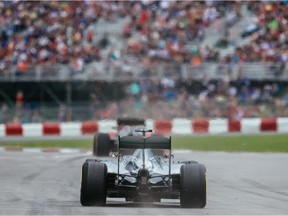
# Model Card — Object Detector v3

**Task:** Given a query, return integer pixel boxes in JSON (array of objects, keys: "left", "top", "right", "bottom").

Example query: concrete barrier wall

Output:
[{"left": 0, "top": 118, "right": 287, "bottom": 138}]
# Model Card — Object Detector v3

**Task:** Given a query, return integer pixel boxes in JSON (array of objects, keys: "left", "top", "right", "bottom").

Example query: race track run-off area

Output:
[{"left": 0, "top": 150, "right": 287, "bottom": 215}]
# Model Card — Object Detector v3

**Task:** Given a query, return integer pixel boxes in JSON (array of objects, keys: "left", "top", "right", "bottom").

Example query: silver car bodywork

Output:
[
  {"left": 82, "top": 129, "right": 207, "bottom": 207},
  {"left": 95, "top": 134, "right": 188, "bottom": 201}
]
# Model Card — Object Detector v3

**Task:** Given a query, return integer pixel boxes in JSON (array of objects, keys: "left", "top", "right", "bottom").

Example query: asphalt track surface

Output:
[{"left": 0, "top": 150, "right": 287, "bottom": 215}]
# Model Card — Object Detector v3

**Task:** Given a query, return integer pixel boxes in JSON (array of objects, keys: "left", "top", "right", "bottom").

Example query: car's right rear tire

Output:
[
  {"left": 180, "top": 163, "right": 207, "bottom": 208},
  {"left": 80, "top": 161, "right": 107, "bottom": 206},
  {"left": 93, "top": 133, "right": 111, "bottom": 156}
]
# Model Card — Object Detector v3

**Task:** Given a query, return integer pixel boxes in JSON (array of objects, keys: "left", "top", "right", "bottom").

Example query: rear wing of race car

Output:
[{"left": 118, "top": 135, "right": 171, "bottom": 150}]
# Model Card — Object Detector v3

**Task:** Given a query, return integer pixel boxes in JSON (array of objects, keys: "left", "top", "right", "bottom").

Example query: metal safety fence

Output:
[
  {"left": 1, "top": 100, "right": 287, "bottom": 124},
  {"left": 0, "top": 61, "right": 287, "bottom": 82}
]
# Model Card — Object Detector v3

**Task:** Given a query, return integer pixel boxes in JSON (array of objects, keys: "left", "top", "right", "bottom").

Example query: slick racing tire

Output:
[
  {"left": 93, "top": 133, "right": 111, "bottom": 156},
  {"left": 180, "top": 163, "right": 207, "bottom": 208},
  {"left": 80, "top": 161, "right": 107, "bottom": 206}
]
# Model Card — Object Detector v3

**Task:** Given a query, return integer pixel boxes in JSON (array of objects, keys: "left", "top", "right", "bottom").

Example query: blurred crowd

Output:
[
  {"left": 0, "top": 1, "right": 288, "bottom": 123},
  {"left": 224, "top": 1, "right": 288, "bottom": 66},
  {"left": 0, "top": 1, "right": 126, "bottom": 73},
  {"left": 1, "top": 1, "right": 287, "bottom": 71},
  {"left": 121, "top": 1, "right": 241, "bottom": 65},
  {"left": 0, "top": 1, "right": 235, "bottom": 72}
]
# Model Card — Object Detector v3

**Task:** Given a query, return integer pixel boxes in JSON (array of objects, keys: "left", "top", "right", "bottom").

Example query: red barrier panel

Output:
[
  {"left": 43, "top": 123, "right": 60, "bottom": 135},
  {"left": 5, "top": 124, "right": 22, "bottom": 136},
  {"left": 228, "top": 120, "right": 241, "bottom": 132},
  {"left": 260, "top": 118, "right": 277, "bottom": 132},
  {"left": 81, "top": 121, "right": 98, "bottom": 134},
  {"left": 154, "top": 120, "right": 172, "bottom": 135},
  {"left": 192, "top": 119, "right": 209, "bottom": 133}
]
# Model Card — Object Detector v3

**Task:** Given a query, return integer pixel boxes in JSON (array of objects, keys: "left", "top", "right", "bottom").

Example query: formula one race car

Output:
[
  {"left": 93, "top": 118, "right": 146, "bottom": 156},
  {"left": 81, "top": 129, "right": 207, "bottom": 208}
]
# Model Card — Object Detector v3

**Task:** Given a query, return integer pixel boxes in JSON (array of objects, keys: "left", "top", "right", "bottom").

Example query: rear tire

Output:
[
  {"left": 80, "top": 161, "right": 107, "bottom": 206},
  {"left": 93, "top": 133, "right": 111, "bottom": 156},
  {"left": 180, "top": 163, "right": 206, "bottom": 208}
]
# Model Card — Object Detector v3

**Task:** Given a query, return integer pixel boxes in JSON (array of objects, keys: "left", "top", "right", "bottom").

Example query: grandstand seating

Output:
[{"left": 0, "top": 1, "right": 287, "bottom": 123}]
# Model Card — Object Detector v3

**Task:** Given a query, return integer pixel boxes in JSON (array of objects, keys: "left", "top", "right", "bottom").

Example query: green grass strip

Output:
[
  {"left": 0, "top": 134, "right": 288, "bottom": 152},
  {"left": 171, "top": 135, "right": 288, "bottom": 152},
  {"left": 0, "top": 140, "right": 92, "bottom": 149}
]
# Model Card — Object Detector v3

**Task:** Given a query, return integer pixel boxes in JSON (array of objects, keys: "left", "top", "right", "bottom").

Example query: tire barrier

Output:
[{"left": 0, "top": 118, "right": 288, "bottom": 138}]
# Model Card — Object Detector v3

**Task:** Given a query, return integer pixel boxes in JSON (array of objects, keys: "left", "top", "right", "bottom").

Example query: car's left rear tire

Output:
[
  {"left": 93, "top": 133, "right": 111, "bottom": 156},
  {"left": 180, "top": 163, "right": 207, "bottom": 208},
  {"left": 80, "top": 161, "right": 107, "bottom": 206}
]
